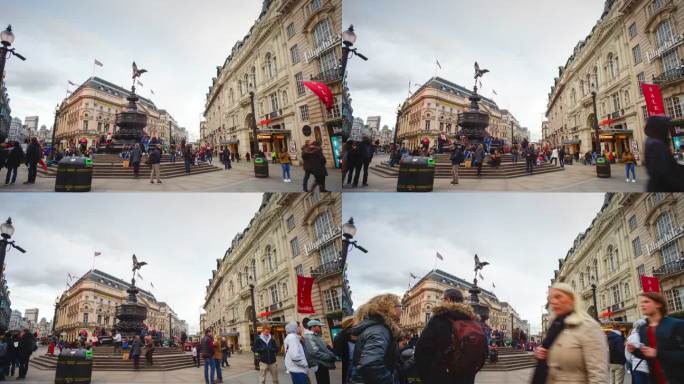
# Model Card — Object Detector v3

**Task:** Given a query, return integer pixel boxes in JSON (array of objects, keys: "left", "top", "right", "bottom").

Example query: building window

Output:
[
  {"left": 97, "top": 315, "right": 102, "bottom": 324},
  {"left": 323, "top": 288, "right": 342, "bottom": 312},
  {"left": 655, "top": 212, "right": 674, "bottom": 240},
  {"left": 270, "top": 93, "right": 279, "bottom": 113},
  {"left": 300, "top": 105, "right": 309, "bottom": 121},
  {"left": 662, "top": 242, "right": 680, "bottom": 265},
  {"left": 629, "top": 215, "right": 638, "bottom": 231},
  {"left": 312, "top": 19, "right": 332, "bottom": 49},
  {"left": 310, "top": 0, "right": 321, "bottom": 11},
  {"left": 295, "top": 73, "right": 305, "bottom": 96},
  {"left": 662, "top": 50, "right": 680, "bottom": 72},
  {"left": 637, "top": 73, "right": 645, "bottom": 96},
  {"left": 612, "top": 93, "right": 621, "bottom": 113},
  {"left": 290, "top": 45, "right": 300, "bottom": 65},
  {"left": 319, "top": 50, "right": 337, "bottom": 72},
  {"left": 612, "top": 285, "right": 621, "bottom": 305},
  {"left": 295, "top": 264, "right": 303, "bottom": 276},
  {"left": 286, "top": 215, "right": 295, "bottom": 231},
  {"left": 319, "top": 243, "right": 338, "bottom": 265},
  {"left": 314, "top": 211, "right": 333, "bottom": 239},
  {"left": 286, "top": 23, "right": 296, "bottom": 39},
  {"left": 655, "top": 20, "right": 675, "bottom": 49},
  {"left": 607, "top": 53, "right": 618, "bottom": 79},
  {"left": 326, "top": 95, "right": 342, "bottom": 120},
  {"left": 269, "top": 285, "right": 279, "bottom": 306},
  {"left": 628, "top": 22, "right": 637, "bottom": 39},
  {"left": 666, "top": 287, "right": 684, "bottom": 312},
  {"left": 290, "top": 237, "right": 300, "bottom": 257},
  {"left": 425, "top": 120, "right": 431, "bottom": 130},
  {"left": 624, "top": 283, "right": 631, "bottom": 299},
  {"left": 637, "top": 264, "right": 645, "bottom": 277},
  {"left": 83, "top": 313, "right": 88, "bottom": 324},
  {"left": 632, "top": 237, "right": 642, "bottom": 257},
  {"left": 83, "top": 120, "right": 88, "bottom": 131},
  {"left": 280, "top": 282, "right": 288, "bottom": 299},
  {"left": 642, "top": 105, "right": 649, "bottom": 120},
  {"left": 632, "top": 45, "right": 642, "bottom": 64}
]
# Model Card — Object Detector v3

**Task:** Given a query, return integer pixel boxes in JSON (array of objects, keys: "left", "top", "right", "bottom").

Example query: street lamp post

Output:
[
  {"left": 248, "top": 83, "right": 259, "bottom": 157},
  {"left": 393, "top": 105, "right": 401, "bottom": 146},
  {"left": 0, "top": 217, "right": 25, "bottom": 273},
  {"left": 510, "top": 312, "right": 514, "bottom": 344},
  {"left": 0, "top": 25, "right": 27, "bottom": 91},
  {"left": 52, "top": 296, "right": 59, "bottom": 336},
  {"left": 510, "top": 120, "right": 515, "bottom": 147},
  {"left": 340, "top": 25, "right": 368, "bottom": 79},
  {"left": 590, "top": 276, "right": 598, "bottom": 321},
  {"left": 50, "top": 104, "right": 60, "bottom": 160},
  {"left": 248, "top": 276, "right": 259, "bottom": 370},
  {"left": 590, "top": 86, "right": 601, "bottom": 155}
]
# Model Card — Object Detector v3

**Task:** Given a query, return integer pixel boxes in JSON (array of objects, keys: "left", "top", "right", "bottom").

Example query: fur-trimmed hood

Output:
[
  {"left": 431, "top": 301, "right": 477, "bottom": 321},
  {"left": 352, "top": 303, "right": 402, "bottom": 339}
]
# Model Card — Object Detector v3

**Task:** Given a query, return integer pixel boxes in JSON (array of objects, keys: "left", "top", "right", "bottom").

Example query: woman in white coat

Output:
[
  {"left": 284, "top": 321, "right": 309, "bottom": 384},
  {"left": 625, "top": 318, "right": 649, "bottom": 384}
]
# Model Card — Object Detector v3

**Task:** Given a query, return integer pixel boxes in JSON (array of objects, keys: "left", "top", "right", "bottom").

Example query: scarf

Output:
[{"left": 531, "top": 314, "right": 567, "bottom": 384}]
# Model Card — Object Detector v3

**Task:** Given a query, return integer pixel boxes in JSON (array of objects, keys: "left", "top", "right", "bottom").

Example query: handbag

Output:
[
  {"left": 464, "top": 159, "right": 472, "bottom": 168},
  {"left": 122, "top": 160, "right": 130, "bottom": 168}
]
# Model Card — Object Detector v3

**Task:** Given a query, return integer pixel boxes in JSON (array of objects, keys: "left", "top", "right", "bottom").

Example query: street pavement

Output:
[
  {"left": 345, "top": 154, "right": 649, "bottom": 192},
  {"left": 0, "top": 160, "right": 342, "bottom": 192},
  {"left": 26, "top": 349, "right": 341, "bottom": 383}
]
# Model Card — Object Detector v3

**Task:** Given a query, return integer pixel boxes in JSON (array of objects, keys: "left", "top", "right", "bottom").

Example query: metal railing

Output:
[
  {"left": 311, "top": 68, "right": 342, "bottom": 84},
  {"left": 653, "top": 259, "right": 684, "bottom": 278},
  {"left": 311, "top": 259, "right": 344, "bottom": 278},
  {"left": 653, "top": 67, "right": 684, "bottom": 86}
]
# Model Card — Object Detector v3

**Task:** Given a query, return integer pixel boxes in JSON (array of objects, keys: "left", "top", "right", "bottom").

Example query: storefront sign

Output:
[
  {"left": 646, "top": 225, "right": 684, "bottom": 254},
  {"left": 304, "top": 35, "right": 341, "bottom": 64},
  {"left": 331, "top": 135, "right": 342, "bottom": 169},
  {"left": 297, "top": 275, "right": 316, "bottom": 314},
  {"left": 647, "top": 33, "right": 684, "bottom": 63},
  {"left": 641, "top": 83, "right": 666, "bottom": 116},
  {"left": 288, "top": 141, "right": 298, "bottom": 161},
  {"left": 304, "top": 226, "right": 341, "bottom": 256}
]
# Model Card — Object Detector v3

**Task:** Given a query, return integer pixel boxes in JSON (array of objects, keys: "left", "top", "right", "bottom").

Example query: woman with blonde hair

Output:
[
  {"left": 350, "top": 294, "right": 403, "bottom": 384},
  {"left": 532, "top": 283, "right": 608, "bottom": 384}
]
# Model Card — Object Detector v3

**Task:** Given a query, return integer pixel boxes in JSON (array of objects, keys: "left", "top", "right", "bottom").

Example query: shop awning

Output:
[
  {"left": 221, "top": 332, "right": 239, "bottom": 337},
  {"left": 563, "top": 139, "right": 581, "bottom": 145}
]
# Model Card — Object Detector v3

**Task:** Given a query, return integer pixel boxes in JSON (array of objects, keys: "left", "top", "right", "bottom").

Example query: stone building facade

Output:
[
  {"left": 202, "top": 192, "right": 349, "bottom": 350},
  {"left": 202, "top": 0, "right": 343, "bottom": 168},
  {"left": 550, "top": 193, "right": 684, "bottom": 324},
  {"left": 53, "top": 269, "right": 184, "bottom": 341},
  {"left": 54, "top": 77, "right": 178, "bottom": 151},
  {"left": 545, "top": 0, "right": 684, "bottom": 159},
  {"left": 400, "top": 269, "right": 525, "bottom": 339},
  {"left": 396, "top": 77, "right": 524, "bottom": 150}
]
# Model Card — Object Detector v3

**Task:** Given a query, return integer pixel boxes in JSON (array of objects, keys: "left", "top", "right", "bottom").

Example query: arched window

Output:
[
  {"left": 580, "top": 272, "right": 585, "bottom": 288},
  {"left": 251, "top": 66, "right": 256, "bottom": 86},
  {"left": 592, "top": 66, "right": 598, "bottom": 86},
  {"left": 265, "top": 53, "right": 275, "bottom": 79},
  {"left": 571, "top": 88, "right": 577, "bottom": 103},
  {"left": 238, "top": 272, "right": 243, "bottom": 287},
  {"left": 228, "top": 281, "right": 234, "bottom": 296},
  {"left": 607, "top": 53, "right": 618, "bottom": 79},
  {"left": 571, "top": 280, "right": 577, "bottom": 291},
  {"left": 244, "top": 266, "right": 249, "bottom": 282},
  {"left": 580, "top": 80, "right": 585, "bottom": 96},
  {"left": 593, "top": 258, "right": 599, "bottom": 280},
  {"left": 607, "top": 245, "right": 617, "bottom": 273},
  {"left": 624, "top": 282, "right": 630, "bottom": 298},
  {"left": 251, "top": 259, "right": 257, "bottom": 279},
  {"left": 312, "top": 19, "right": 332, "bottom": 49},
  {"left": 655, "top": 212, "right": 680, "bottom": 264}
]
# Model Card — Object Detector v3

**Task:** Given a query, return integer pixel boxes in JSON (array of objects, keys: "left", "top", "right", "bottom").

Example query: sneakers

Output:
[
  {"left": 626, "top": 178, "right": 630, "bottom": 182},
  {"left": 632, "top": 179, "right": 636, "bottom": 183}
]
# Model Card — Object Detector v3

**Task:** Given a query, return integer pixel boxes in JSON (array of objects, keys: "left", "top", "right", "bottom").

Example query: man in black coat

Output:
[
  {"left": 643, "top": 116, "right": 684, "bottom": 192},
  {"left": 606, "top": 326, "right": 626, "bottom": 383},
  {"left": 252, "top": 325, "right": 279, "bottom": 383},
  {"left": 24, "top": 137, "right": 42, "bottom": 184},
  {"left": 16, "top": 330, "right": 35, "bottom": 379},
  {"left": 414, "top": 289, "right": 481, "bottom": 384},
  {"left": 361, "top": 137, "right": 374, "bottom": 187},
  {"left": 4, "top": 142, "right": 24, "bottom": 185}
]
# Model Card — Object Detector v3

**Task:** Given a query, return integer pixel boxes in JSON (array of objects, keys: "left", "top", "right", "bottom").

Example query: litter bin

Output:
[
  {"left": 254, "top": 156, "right": 269, "bottom": 178},
  {"left": 397, "top": 156, "right": 435, "bottom": 192},
  {"left": 55, "top": 349, "right": 93, "bottom": 384},
  {"left": 564, "top": 155, "right": 573, "bottom": 165},
  {"left": 596, "top": 157, "right": 611, "bottom": 178},
  {"left": 55, "top": 156, "right": 93, "bottom": 192}
]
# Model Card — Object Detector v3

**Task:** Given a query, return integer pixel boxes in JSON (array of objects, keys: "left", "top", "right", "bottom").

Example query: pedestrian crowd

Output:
[{"left": 0, "top": 328, "right": 37, "bottom": 380}]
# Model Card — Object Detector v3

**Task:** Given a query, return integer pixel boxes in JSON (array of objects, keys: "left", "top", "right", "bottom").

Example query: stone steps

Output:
[
  {"left": 30, "top": 347, "right": 195, "bottom": 371},
  {"left": 371, "top": 160, "right": 565, "bottom": 179},
  {"left": 38, "top": 161, "right": 221, "bottom": 179},
  {"left": 481, "top": 348, "right": 537, "bottom": 371}
]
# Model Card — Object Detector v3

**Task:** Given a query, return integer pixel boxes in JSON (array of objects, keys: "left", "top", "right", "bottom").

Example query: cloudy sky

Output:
[
  {"left": 2, "top": 193, "right": 263, "bottom": 333},
  {"left": 2, "top": 0, "right": 262, "bottom": 139},
  {"left": 343, "top": 193, "right": 606, "bottom": 334},
  {"left": 344, "top": 0, "right": 605, "bottom": 141}
]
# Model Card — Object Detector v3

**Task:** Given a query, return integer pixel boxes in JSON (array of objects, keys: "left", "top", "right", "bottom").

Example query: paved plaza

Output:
[
  {"left": 26, "top": 348, "right": 341, "bottom": 383},
  {"left": 346, "top": 154, "right": 649, "bottom": 192},
  {"left": 0, "top": 160, "right": 342, "bottom": 193}
]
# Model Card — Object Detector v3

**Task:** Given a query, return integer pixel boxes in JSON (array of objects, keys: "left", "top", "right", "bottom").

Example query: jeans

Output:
[
  {"left": 5, "top": 166, "right": 18, "bottom": 184},
  {"left": 351, "top": 164, "right": 362, "bottom": 186},
  {"left": 27, "top": 162, "right": 38, "bottom": 183},
  {"left": 171, "top": 153, "right": 176, "bottom": 163},
  {"left": 631, "top": 370, "right": 649, "bottom": 384},
  {"left": 184, "top": 159, "right": 191, "bottom": 173},
  {"left": 289, "top": 372, "right": 308, "bottom": 384},
  {"left": 560, "top": 157, "right": 565, "bottom": 167},
  {"left": 17, "top": 356, "right": 29, "bottom": 378},
  {"left": 526, "top": 159, "right": 534, "bottom": 173},
  {"left": 204, "top": 358, "right": 215, "bottom": 384},
  {"left": 303, "top": 171, "right": 311, "bottom": 192},
  {"left": 213, "top": 358, "right": 222, "bottom": 381},
  {"left": 132, "top": 162, "right": 140, "bottom": 177},
  {"left": 625, "top": 163, "right": 636, "bottom": 180},
  {"left": 362, "top": 160, "right": 371, "bottom": 185},
  {"left": 281, "top": 164, "right": 291, "bottom": 180}
]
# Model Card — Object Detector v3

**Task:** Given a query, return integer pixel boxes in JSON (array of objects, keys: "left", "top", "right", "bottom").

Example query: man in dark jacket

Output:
[
  {"left": 558, "top": 146, "right": 566, "bottom": 168},
  {"left": 415, "top": 288, "right": 484, "bottom": 384},
  {"left": 643, "top": 116, "right": 684, "bottom": 192},
  {"left": 629, "top": 292, "right": 684, "bottom": 384},
  {"left": 451, "top": 145, "right": 465, "bottom": 185},
  {"left": 149, "top": 144, "right": 162, "bottom": 184},
  {"left": 16, "top": 330, "right": 35, "bottom": 379},
  {"left": 252, "top": 325, "right": 279, "bottom": 384},
  {"left": 130, "top": 143, "right": 143, "bottom": 178},
  {"left": 351, "top": 294, "right": 402, "bottom": 384},
  {"left": 606, "top": 326, "right": 626, "bottom": 383},
  {"left": 302, "top": 141, "right": 327, "bottom": 192},
  {"left": 24, "top": 137, "right": 41, "bottom": 184},
  {"left": 4, "top": 143, "right": 24, "bottom": 185},
  {"left": 199, "top": 329, "right": 216, "bottom": 383},
  {"left": 333, "top": 318, "right": 355, "bottom": 384},
  {"left": 361, "top": 137, "right": 374, "bottom": 187}
]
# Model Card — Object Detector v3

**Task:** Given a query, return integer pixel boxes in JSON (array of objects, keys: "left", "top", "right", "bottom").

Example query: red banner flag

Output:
[
  {"left": 641, "top": 275, "right": 661, "bottom": 293},
  {"left": 641, "top": 83, "right": 666, "bottom": 117},
  {"left": 297, "top": 275, "right": 316, "bottom": 314},
  {"left": 303, "top": 81, "right": 334, "bottom": 111}
]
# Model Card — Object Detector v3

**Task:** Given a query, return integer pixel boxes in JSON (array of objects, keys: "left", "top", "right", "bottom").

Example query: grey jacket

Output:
[
  {"left": 130, "top": 147, "right": 142, "bottom": 164},
  {"left": 303, "top": 331, "right": 336, "bottom": 369}
]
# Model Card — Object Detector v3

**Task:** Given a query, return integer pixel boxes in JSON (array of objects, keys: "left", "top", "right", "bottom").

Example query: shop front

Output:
[
  {"left": 256, "top": 129, "right": 291, "bottom": 158},
  {"left": 672, "top": 121, "right": 684, "bottom": 153},
  {"left": 597, "top": 127, "right": 633, "bottom": 160},
  {"left": 325, "top": 311, "right": 344, "bottom": 345},
  {"left": 256, "top": 322, "right": 287, "bottom": 354},
  {"left": 562, "top": 138, "right": 581, "bottom": 156}
]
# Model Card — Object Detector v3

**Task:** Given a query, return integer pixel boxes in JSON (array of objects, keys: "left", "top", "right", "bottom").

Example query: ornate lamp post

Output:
[
  {"left": 340, "top": 25, "right": 368, "bottom": 78},
  {"left": 341, "top": 217, "right": 363, "bottom": 265},
  {"left": 393, "top": 104, "right": 401, "bottom": 146},
  {"left": 52, "top": 296, "right": 59, "bottom": 336},
  {"left": 590, "top": 275, "right": 599, "bottom": 321},
  {"left": 248, "top": 275, "right": 259, "bottom": 370},
  {"left": 590, "top": 76, "right": 601, "bottom": 156},
  {"left": 0, "top": 25, "right": 26, "bottom": 90},
  {"left": 50, "top": 104, "right": 60, "bottom": 159},
  {"left": 0, "top": 217, "right": 26, "bottom": 273},
  {"left": 248, "top": 81, "right": 259, "bottom": 157}
]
